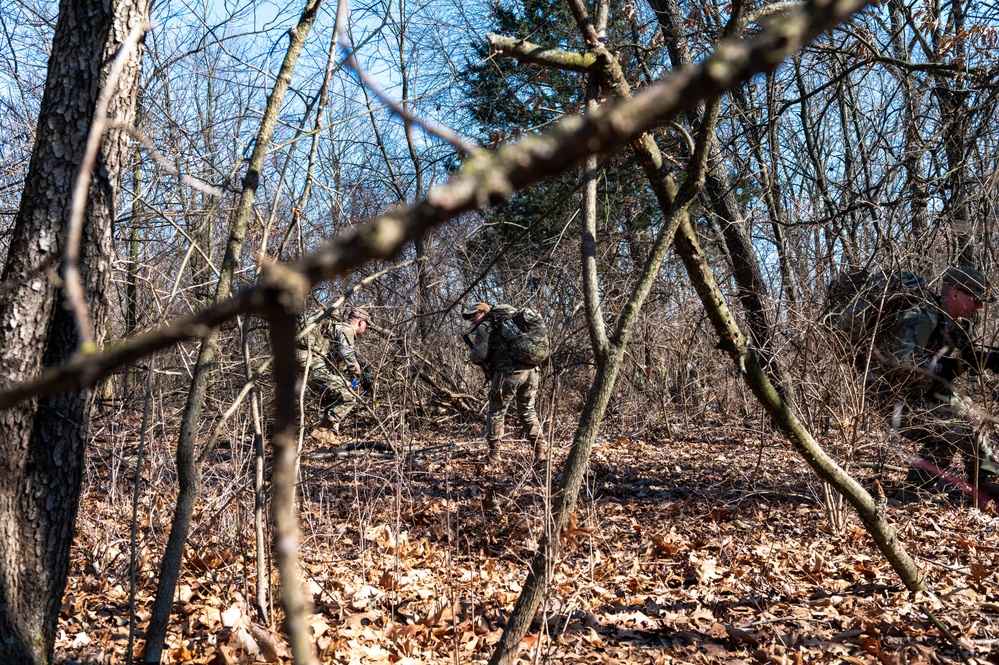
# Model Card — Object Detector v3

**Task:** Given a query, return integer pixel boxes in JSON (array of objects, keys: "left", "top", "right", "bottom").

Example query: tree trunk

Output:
[
  {"left": 730, "top": 80, "right": 797, "bottom": 304},
  {"left": 647, "top": 0, "right": 783, "bottom": 378},
  {"left": 886, "top": 0, "right": 929, "bottom": 243},
  {"left": 932, "top": 0, "right": 975, "bottom": 264},
  {"left": 0, "top": 0, "right": 148, "bottom": 661},
  {"left": 582, "top": 84, "right": 610, "bottom": 363}
]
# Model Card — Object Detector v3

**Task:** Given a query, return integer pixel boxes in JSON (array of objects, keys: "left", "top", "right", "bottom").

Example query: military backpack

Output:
[
  {"left": 490, "top": 304, "right": 551, "bottom": 367},
  {"left": 821, "top": 266, "right": 928, "bottom": 349}
]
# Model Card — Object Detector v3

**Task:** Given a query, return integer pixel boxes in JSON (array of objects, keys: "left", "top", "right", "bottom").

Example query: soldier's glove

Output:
[
  {"left": 360, "top": 372, "right": 373, "bottom": 392},
  {"left": 932, "top": 355, "right": 960, "bottom": 380}
]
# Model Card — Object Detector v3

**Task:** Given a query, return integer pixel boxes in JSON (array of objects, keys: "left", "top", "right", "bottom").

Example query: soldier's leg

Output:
[
  {"left": 960, "top": 430, "right": 999, "bottom": 502},
  {"left": 514, "top": 368, "right": 545, "bottom": 461},
  {"left": 308, "top": 378, "right": 342, "bottom": 444},
  {"left": 486, "top": 372, "right": 516, "bottom": 460},
  {"left": 941, "top": 395, "right": 999, "bottom": 499},
  {"left": 897, "top": 396, "right": 959, "bottom": 490},
  {"left": 326, "top": 377, "right": 357, "bottom": 433}
]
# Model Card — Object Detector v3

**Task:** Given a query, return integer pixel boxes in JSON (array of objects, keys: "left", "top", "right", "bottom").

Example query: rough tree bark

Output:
[
  {"left": 931, "top": 0, "right": 975, "bottom": 264},
  {"left": 886, "top": 0, "right": 929, "bottom": 243},
  {"left": 0, "top": 0, "right": 148, "bottom": 662},
  {"left": 648, "top": 0, "right": 783, "bottom": 374}
]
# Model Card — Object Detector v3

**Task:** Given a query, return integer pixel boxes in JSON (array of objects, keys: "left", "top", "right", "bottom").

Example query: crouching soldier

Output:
[
  {"left": 462, "top": 302, "right": 547, "bottom": 464},
  {"left": 305, "top": 307, "right": 369, "bottom": 444},
  {"left": 873, "top": 266, "right": 999, "bottom": 504}
]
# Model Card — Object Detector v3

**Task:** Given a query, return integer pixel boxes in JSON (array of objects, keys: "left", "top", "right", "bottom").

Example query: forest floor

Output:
[{"left": 58, "top": 418, "right": 999, "bottom": 664}]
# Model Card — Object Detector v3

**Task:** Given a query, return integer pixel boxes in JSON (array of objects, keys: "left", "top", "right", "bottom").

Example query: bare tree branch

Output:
[
  {"left": 339, "top": 26, "right": 480, "bottom": 157},
  {"left": 258, "top": 263, "right": 316, "bottom": 665},
  {"left": 487, "top": 35, "right": 598, "bottom": 72}
]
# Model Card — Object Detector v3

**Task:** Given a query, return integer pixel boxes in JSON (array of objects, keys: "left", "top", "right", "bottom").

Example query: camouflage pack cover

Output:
[
  {"left": 822, "top": 267, "right": 928, "bottom": 348},
  {"left": 491, "top": 304, "right": 550, "bottom": 367}
]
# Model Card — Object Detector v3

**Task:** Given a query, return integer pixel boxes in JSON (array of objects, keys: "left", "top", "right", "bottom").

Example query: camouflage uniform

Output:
[
  {"left": 872, "top": 295, "right": 999, "bottom": 495},
  {"left": 305, "top": 319, "right": 363, "bottom": 433},
  {"left": 467, "top": 304, "right": 545, "bottom": 460}
]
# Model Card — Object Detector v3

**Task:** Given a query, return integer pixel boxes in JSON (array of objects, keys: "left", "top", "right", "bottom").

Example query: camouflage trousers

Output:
[
  {"left": 893, "top": 392, "right": 999, "bottom": 488},
  {"left": 486, "top": 368, "right": 543, "bottom": 445},
  {"left": 308, "top": 374, "right": 356, "bottom": 430}
]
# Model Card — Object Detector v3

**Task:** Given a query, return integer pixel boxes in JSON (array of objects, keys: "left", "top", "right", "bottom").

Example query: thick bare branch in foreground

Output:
[
  {"left": 142, "top": 1, "right": 324, "bottom": 661},
  {"left": 260, "top": 264, "right": 316, "bottom": 665},
  {"left": 487, "top": 35, "right": 598, "bottom": 72}
]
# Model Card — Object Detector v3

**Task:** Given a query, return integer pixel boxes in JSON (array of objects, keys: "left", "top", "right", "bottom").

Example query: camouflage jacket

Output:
[
  {"left": 871, "top": 294, "right": 973, "bottom": 398},
  {"left": 468, "top": 313, "right": 533, "bottom": 375},
  {"left": 307, "top": 321, "right": 362, "bottom": 381}
]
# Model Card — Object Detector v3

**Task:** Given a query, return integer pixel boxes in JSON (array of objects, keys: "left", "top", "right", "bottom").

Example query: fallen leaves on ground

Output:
[{"left": 59, "top": 422, "right": 999, "bottom": 664}]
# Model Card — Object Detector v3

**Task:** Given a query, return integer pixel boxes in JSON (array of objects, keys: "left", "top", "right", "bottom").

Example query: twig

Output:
[
  {"left": 918, "top": 603, "right": 973, "bottom": 665},
  {"left": 338, "top": 30, "right": 480, "bottom": 158},
  {"left": 108, "top": 120, "right": 229, "bottom": 197}
]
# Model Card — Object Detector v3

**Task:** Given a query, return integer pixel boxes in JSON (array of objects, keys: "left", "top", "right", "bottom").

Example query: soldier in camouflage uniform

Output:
[
  {"left": 462, "top": 302, "right": 546, "bottom": 464},
  {"left": 305, "top": 308, "right": 369, "bottom": 444},
  {"left": 871, "top": 266, "right": 999, "bottom": 503}
]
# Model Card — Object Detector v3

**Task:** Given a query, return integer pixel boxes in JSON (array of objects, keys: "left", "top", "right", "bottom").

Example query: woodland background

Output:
[{"left": 0, "top": 0, "right": 998, "bottom": 662}]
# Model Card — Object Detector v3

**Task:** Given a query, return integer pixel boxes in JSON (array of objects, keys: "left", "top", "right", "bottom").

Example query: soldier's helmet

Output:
[
  {"left": 944, "top": 266, "right": 996, "bottom": 303},
  {"left": 461, "top": 302, "right": 491, "bottom": 320},
  {"left": 347, "top": 307, "right": 370, "bottom": 322}
]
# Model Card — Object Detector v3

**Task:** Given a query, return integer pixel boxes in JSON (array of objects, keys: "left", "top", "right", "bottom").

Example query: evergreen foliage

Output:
[{"left": 460, "top": 0, "right": 666, "bottom": 272}]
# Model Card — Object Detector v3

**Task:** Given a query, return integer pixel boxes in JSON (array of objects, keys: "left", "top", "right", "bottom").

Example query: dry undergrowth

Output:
[{"left": 59, "top": 418, "right": 999, "bottom": 664}]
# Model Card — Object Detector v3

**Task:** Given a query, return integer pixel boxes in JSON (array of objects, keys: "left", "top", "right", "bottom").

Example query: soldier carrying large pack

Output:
[
  {"left": 462, "top": 301, "right": 549, "bottom": 464},
  {"left": 827, "top": 265, "right": 999, "bottom": 504}
]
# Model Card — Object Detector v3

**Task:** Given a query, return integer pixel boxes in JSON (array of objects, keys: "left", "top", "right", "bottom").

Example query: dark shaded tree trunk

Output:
[
  {"left": 647, "top": 0, "right": 783, "bottom": 380},
  {"left": 124, "top": 90, "right": 144, "bottom": 398},
  {"left": 730, "top": 79, "right": 797, "bottom": 304},
  {"left": 0, "top": 0, "right": 148, "bottom": 662},
  {"left": 886, "top": 0, "right": 929, "bottom": 244},
  {"left": 933, "top": 0, "right": 975, "bottom": 264}
]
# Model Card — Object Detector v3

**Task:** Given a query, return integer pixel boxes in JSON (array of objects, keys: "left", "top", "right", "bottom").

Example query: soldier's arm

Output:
[
  {"left": 962, "top": 345, "right": 999, "bottom": 374},
  {"left": 333, "top": 326, "right": 362, "bottom": 375},
  {"left": 887, "top": 308, "right": 938, "bottom": 392},
  {"left": 470, "top": 322, "right": 491, "bottom": 365}
]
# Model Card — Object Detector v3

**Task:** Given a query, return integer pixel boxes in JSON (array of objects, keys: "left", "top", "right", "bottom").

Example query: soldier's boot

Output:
[
  {"left": 973, "top": 477, "right": 999, "bottom": 506},
  {"left": 905, "top": 465, "right": 938, "bottom": 491},
  {"left": 486, "top": 421, "right": 504, "bottom": 464},
  {"left": 309, "top": 423, "right": 341, "bottom": 446},
  {"left": 530, "top": 437, "right": 547, "bottom": 465},
  {"left": 486, "top": 440, "right": 500, "bottom": 464},
  {"left": 891, "top": 466, "right": 937, "bottom": 503},
  {"left": 486, "top": 440, "right": 499, "bottom": 464}
]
